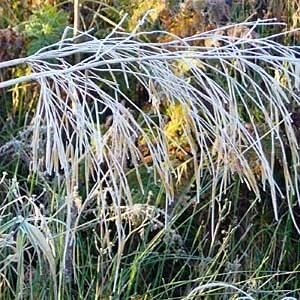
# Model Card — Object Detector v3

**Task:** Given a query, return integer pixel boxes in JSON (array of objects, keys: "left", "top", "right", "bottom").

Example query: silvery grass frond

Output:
[
  {"left": 0, "top": 19, "right": 300, "bottom": 237},
  {"left": 0, "top": 175, "right": 57, "bottom": 297}
]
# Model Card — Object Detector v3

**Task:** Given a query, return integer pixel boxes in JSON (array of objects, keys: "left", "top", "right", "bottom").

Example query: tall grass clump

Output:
[{"left": 0, "top": 18, "right": 300, "bottom": 298}]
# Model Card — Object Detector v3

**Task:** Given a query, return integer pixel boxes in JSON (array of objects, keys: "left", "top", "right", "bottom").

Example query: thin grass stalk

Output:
[{"left": 0, "top": 20, "right": 300, "bottom": 285}]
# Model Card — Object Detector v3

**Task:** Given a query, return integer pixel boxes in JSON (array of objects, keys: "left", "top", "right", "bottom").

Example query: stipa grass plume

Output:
[{"left": 0, "top": 19, "right": 300, "bottom": 287}]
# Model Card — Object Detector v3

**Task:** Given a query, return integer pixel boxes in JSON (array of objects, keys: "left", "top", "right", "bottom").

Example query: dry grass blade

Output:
[
  {"left": 0, "top": 19, "right": 300, "bottom": 285},
  {"left": 20, "top": 220, "right": 57, "bottom": 298},
  {"left": 183, "top": 281, "right": 256, "bottom": 299}
]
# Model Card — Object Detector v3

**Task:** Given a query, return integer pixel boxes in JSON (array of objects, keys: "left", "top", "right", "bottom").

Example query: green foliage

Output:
[{"left": 23, "top": 5, "right": 68, "bottom": 55}]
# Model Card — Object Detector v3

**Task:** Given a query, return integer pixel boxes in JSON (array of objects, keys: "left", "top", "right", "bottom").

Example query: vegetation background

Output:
[{"left": 0, "top": 0, "right": 300, "bottom": 299}]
